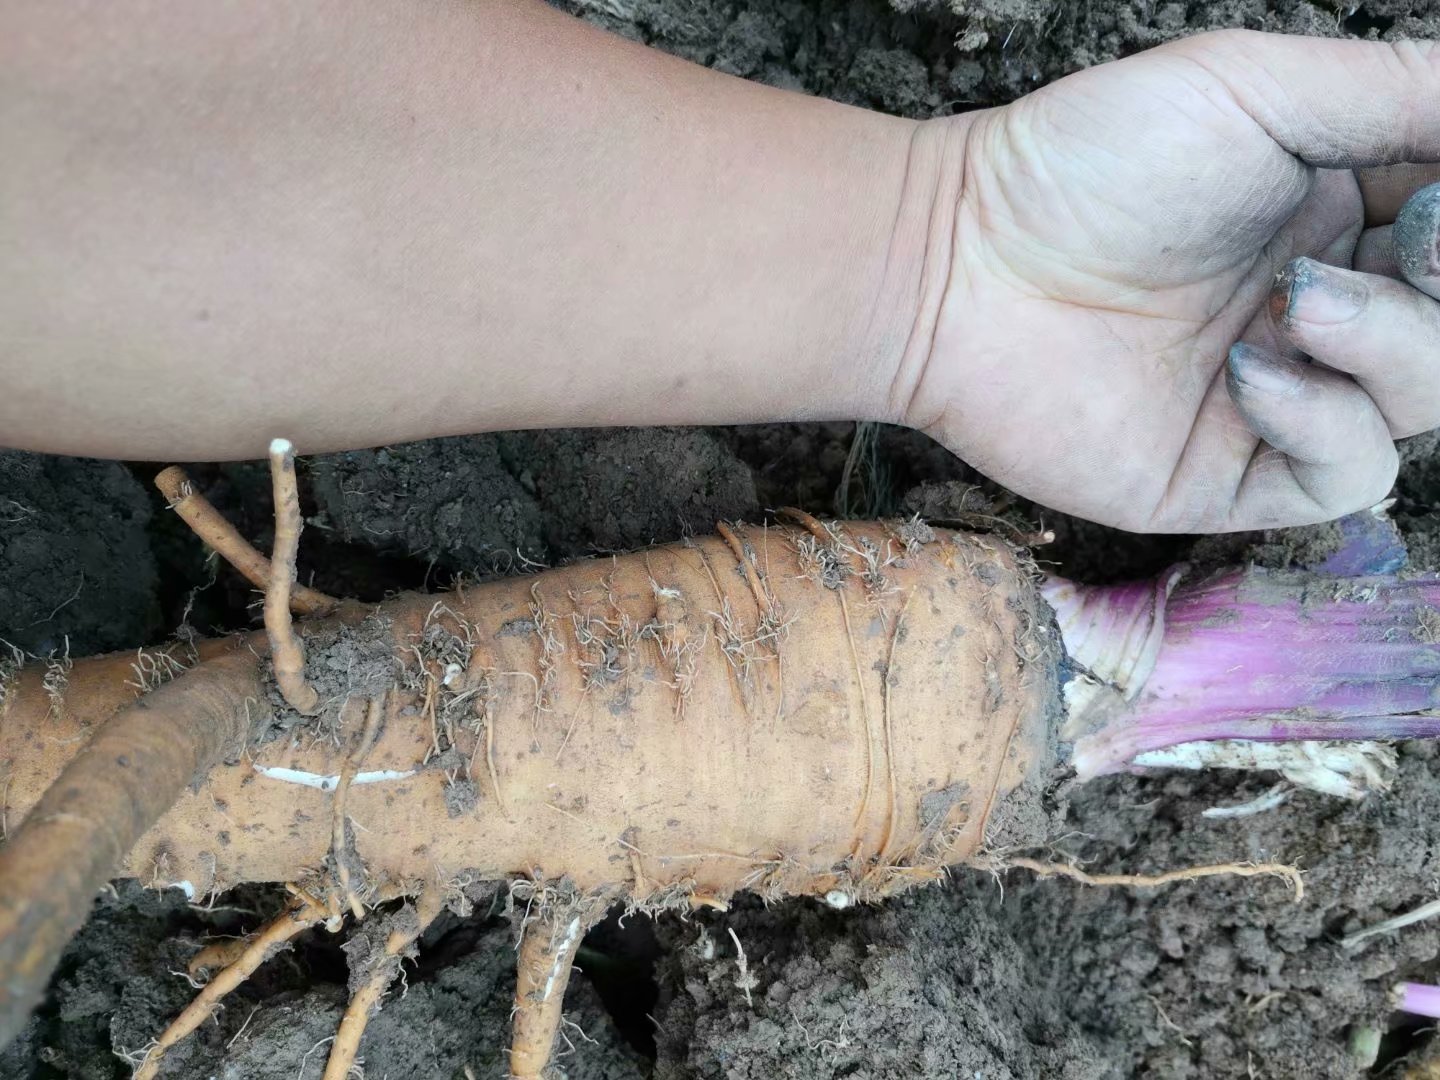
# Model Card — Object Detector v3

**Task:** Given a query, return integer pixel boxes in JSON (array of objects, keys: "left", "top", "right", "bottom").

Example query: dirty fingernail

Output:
[
  {"left": 1228, "top": 343, "right": 1303, "bottom": 395},
  {"left": 1395, "top": 182, "right": 1440, "bottom": 281},
  {"left": 1274, "top": 258, "right": 1368, "bottom": 327}
]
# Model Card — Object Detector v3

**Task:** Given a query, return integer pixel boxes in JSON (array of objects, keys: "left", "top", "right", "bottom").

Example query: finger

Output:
[
  {"left": 1395, "top": 181, "right": 1440, "bottom": 297},
  {"left": 1171, "top": 33, "right": 1440, "bottom": 168},
  {"left": 1354, "top": 225, "right": 1397, "bottom": 277},
  {"left": 1270, "top": 256, "right": 1440, "bottom": 436},
  {"left": 1358, "top": 163, "right": 1440, "bottom": 226},
  {"left": 1225, "top": 343, "right": 1397, "bottom": 528}
]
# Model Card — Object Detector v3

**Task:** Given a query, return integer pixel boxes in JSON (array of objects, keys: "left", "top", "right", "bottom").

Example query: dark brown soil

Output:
[{"left": 7, "top": 2, "right": 1440, "bottom": 1078}]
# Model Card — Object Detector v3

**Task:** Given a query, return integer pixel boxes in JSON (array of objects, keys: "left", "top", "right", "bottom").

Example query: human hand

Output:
[{"left": 898, "top": 31, "right": 1440, "bottom": 533}]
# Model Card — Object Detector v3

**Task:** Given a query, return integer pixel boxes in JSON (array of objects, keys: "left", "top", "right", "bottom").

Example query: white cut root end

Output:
[{"left": 1201, "top": 784, "right": 1292, "bottom": 820}]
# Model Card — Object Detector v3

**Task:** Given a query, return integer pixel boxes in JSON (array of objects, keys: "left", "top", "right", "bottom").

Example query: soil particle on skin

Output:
[
  {"left": 444, "top": 776, "right": 481, "bottom": 818},
  {"left": 0, "top": 451, "right": 158, "bottom": 656}
]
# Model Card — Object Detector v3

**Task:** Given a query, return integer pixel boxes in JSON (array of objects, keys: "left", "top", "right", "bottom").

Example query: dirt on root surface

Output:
[{"left": 10, "top": 1, "right": 1440, "bottom": 1078}]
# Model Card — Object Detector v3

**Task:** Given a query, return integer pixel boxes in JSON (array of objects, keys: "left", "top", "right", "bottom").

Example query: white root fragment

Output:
[
  {"left": 1340, "top": 897, "right": 1440, "bottom": 952},
  {"left": 1132, "top": 740, "right": 1395, "bottom": 800},
  {"left": 728, "top": 927, "right": 757, "bottom": 1007},
  {"left": 1201, "top": 784, "right": 1292, "bottom": 820},
  {"left": 251, "top": 764, "right": 416, "bottom": 790}
]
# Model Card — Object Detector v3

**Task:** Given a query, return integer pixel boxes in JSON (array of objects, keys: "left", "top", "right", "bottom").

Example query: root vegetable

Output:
[
  {"left": 1, "top": 517, "right": 1053, "bottom": 900},
  {"left": 3, "top": 461, "right": 1436, "bottom": 1077},
  {"left": 0, "top": 491, "right": 1056, "bottom": 1077}
]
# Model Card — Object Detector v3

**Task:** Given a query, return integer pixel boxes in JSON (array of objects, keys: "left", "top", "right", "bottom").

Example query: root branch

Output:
[
  {"left": 135, "top": 888, "right": 332, "bottom": 1080},
  {"left": 322, "top": 886, "right": 442, "bottom": 1080},
  {"left": 264, "top": 439, "right": 321, "bottom": 714},
  {"left": 987, "top": 855, "right": 1305, "bottom": 902},
  {"left": 155, "top": 465, "right": 337, "bottom": 616}
]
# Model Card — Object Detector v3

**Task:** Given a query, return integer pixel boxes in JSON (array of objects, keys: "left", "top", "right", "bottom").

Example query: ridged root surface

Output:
[{"left": 0, "top": 521, "right": 1058, "bottom": 909}]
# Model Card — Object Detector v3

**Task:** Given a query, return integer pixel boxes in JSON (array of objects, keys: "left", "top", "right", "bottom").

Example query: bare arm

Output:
[
  {"left": 0, "top": 0, "right": 940, "bottom": 459},
  {"left": 12, "top": 5, "right": 1440, "bottom": 534}
]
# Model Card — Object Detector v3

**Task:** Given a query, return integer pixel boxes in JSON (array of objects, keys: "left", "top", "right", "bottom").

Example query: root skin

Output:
[
  {"left": 0, "top": 520, "right": 1057, "bottom": 1076},
  {"left": 0, "top": 649, "right": 265, "bottom": 1049},
  {"left": 1, "top": 523, "right": 1053, "bottom": 904}
]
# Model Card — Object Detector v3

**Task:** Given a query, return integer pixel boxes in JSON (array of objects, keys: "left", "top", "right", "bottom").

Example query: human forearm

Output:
[{"left": 0, "top": 0, "right": 947, "bottom": 459}]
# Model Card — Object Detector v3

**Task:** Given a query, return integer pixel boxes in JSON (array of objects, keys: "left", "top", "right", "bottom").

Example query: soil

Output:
[{"left": 7, "top": 1, "right": 1440, "bottom": 1078}]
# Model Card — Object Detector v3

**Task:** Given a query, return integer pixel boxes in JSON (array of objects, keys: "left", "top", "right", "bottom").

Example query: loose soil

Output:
[{"left": 7, "top": 2, "right": 1440, "bottom": 1077}]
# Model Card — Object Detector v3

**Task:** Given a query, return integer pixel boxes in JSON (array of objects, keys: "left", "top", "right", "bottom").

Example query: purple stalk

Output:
[
  {"left": 1395, "top": 982, "right": 1440, "bottom": 1019},
  {"left": 1047, "top": 552, "right": 1440, "bottom": 792}
]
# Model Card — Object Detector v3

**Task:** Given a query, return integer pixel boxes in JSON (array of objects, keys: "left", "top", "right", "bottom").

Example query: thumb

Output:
[{"left": 1165, "top": 31, "right": 1440, "bottom": 168}]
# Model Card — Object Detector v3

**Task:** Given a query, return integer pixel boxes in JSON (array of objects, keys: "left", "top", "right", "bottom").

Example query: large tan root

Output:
[
  {"left": 0, "top": 650, "right": 265, "bottom": 1048},
  {"left": 509, "top": 909, "right": 600, "bottom": 1080},
  {"left": 322, "top": 886, "right": 443, "bottom": 1080},
  {"left": 134, "top": 887, "right": 334, "bottom": 1080},
  {"left": 0, "top": 513, "right": 1058, "bottom": 1077},
  {"left": 264, "top": 438, "right": 321, "bottom": 714},
  {"left": 2, "top": 520, "right": 1054, "bottom": 902},
  {"left": 154, "top": 465, "right": 338, "bottom": 616}
]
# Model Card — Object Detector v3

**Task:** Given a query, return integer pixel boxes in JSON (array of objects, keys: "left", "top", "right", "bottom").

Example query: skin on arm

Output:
[
  {"left": 10, "top": 6, "right": 1440, "bottom": 533},
  {"left": 0, "top": 0, "right": 945, "bottom": 459}
]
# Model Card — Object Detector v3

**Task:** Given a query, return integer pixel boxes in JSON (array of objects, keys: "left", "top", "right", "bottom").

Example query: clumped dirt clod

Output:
[{"left": 0, "top": 451, "right": 158, "bottom": 657}]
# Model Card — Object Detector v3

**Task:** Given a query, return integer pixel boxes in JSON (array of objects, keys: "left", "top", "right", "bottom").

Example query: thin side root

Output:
[
  {"left": 155, "top": 466, "right": 338, "bottom": 616},
  {"left": 989, "top": 856, "right": 1306, "bottom": 903},
  {"left": 332, "top": 696, "right": 386, "bottom": 919},
  {"left": 186, "top": 937, "right": 252, "bottom": 978},
  {"left": 509, "top": 910, "right": 597, "bottom": 1080},
  {"left": 135, "top": 889, "right": 332, "bottom": 1080},
  {"left": 265, "top": 439, "right": 321, "bottom": 714},
  {"left": 321, "top": 887, "right": 443, "bottom": 1080}
]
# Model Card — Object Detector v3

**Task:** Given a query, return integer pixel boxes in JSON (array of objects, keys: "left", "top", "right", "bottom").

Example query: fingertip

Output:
[
  {"left": 1394, "top": 181, "right": 1440, "bottom": 288},
  {"left": 1226, "top": 342, "right": 1304, "bottom": 398},
  {"left": 1268, "top": 257, "right": 1370, "bottom": 331}
]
